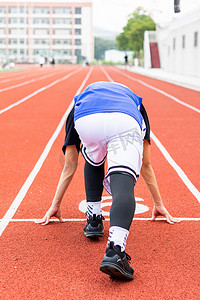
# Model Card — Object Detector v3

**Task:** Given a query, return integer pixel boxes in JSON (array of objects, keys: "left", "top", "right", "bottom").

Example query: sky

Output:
[
  {"left": 92, "top": 0, "right": 200, "bottom": 32},
  {"left": 1, "top": 0, "right": 200, "bottom": 33}
]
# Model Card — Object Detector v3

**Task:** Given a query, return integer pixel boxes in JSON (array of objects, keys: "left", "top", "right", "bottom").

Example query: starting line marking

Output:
[{"left": 0, "top": 218, "right": 199, "bottom": 222}]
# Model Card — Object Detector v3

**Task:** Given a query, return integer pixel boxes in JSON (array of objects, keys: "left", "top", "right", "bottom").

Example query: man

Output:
[{"left": 37, "top": 82, "right": 180, "bottom": 281}]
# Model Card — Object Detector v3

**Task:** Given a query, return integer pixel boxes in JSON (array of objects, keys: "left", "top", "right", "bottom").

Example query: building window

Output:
[
  {"left": 34, "top": 39, "right": 49, "bottom": 45},
  {"left": 53, "top": 7, "right": 72, "bottom": 14},
  {"left": 173, "top": 38, "right": 175, "bottom": 50},
  {"left": 20, "top": 39, "right": 25, "bottom": 44},
  {"left": 53, "top": 29, "right": 72, "bottom": 35},
  {"left": 182, "top": 35, "right": 185, "bottom": 48},
  {"left": 9, "top": 7, "right": 26, "bottom": 13},
  {"left": 53, "top": 40, "right": 61, "bottom": 44},
  {"left": 75, "top": 18, "right": 81, "bottom": 25},
  {"left": 19, "top": 7, "right": 26, "bottom": 13},
  {"left": 194, "top": 32, "right": 198, "bottom": 47},
  {"left": 9, "top": 39, "right": 17, "bottom": 44},
  {"left": 20, "top": 18, "right": 26, "bottom": 24},
  {"left": 20, "top": 49, "right": 24, "bottom": 54},
  {"left": 0, "top": 18, "right": 5, "bottom": 23},
  {"left": 34, "top": 29, "right": 49, "bottom": 35},
  {"left": 9, "top": 7, "right": 17, "bottom": 13},
  {"left": 75, "top": 28, "right": 81, "bottom": 35},
  {"left": 75, "top": 39, "right": 81, "bottom": 46},
  {"left": 63, "top": 39, "right": 72, "bottom": 45},
  {"left": 53, "top": 50, "right": 62, "bottom": 55},
  {"left": 53, "top": 18, "right": 72, "bottom": 24},
  {"left": 33, "top": 8, "right": 49, "bottom": 14},
  {"left": 53, "top": 39, "right": 72, "bottom": 45},
  {"left": 0, "top": 7, "right": 5, "bottom": 13},
  {"left": 9, "top": 18, "right": 18, "bottom": 24},
  {"left": 75, "top": 7, "right": 82, "bottom": 14},
  {"left": 34, "top": 18, "right": 49, "bottom": 24},
  {"left": 11, "top": 49, "right": 17, "bottom": 54},
  {"left": 75, "top": 49, "right": 81, "bottom": 56}
]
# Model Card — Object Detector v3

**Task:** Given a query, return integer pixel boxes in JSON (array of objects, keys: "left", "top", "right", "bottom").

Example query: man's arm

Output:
[
  {"left": 141, "top": 140, "right": 180, "bottom": 224},
  {"left": 36, "top": 145, "right": 78, "bottom": 225}
]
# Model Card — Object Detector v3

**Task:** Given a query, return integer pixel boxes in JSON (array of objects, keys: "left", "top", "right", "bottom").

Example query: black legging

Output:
[
  {"left": 110, "top": 173, "right": 136, "bottom": 230},
  {"left": 84, "top": 161, "right": 136, "bottom": 230},
  {"left": 84, "top": 161, "right": 104, "bottom": 202}
]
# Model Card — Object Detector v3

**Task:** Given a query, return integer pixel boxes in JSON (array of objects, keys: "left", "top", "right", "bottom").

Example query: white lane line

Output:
[
  {"left": 0, "top": 67, "right": 93, "bottom": 237},
  {"left": 111, "top": 67, "right": 200, "bottom": 114},
  {"left": 0, "top": 68, "right": 65, "bottom": 84},
  {"left": 0, "top": 68, "right": 73, "bottom": 92},
  {"left": 1, "top": 218, "right": 199, "bottom": 222},
  {"left": 101, "top": 66, "right": 114, "bottom": 82},
  {"left": 0, "top": 67, "right": 82, "bottom": 116},
  {"left": 102, "top": 67, "right": 200, "bottom": 204},
  {"left": 1, "top": 75, "right": 27, "bottom": 83},
  {"left": 151, "top": 131, "right": 200, "bottom": 203}
]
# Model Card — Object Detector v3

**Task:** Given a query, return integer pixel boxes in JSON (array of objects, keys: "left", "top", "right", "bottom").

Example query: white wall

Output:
[{"left": 157, "top": 8, "right": 200, "bottom": 77}]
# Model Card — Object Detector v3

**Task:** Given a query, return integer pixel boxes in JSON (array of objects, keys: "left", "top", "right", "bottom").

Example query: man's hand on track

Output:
[
  {"left": 151, "top": 204, "right": 181, "bottom": 224},
  {"left": 35, "top": 205, "right": 65, "bottom": 225}
]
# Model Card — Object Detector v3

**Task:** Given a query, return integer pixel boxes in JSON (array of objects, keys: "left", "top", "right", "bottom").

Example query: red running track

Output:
[{"left": 0, "top": 65, "right": 199, "bottom": 299}]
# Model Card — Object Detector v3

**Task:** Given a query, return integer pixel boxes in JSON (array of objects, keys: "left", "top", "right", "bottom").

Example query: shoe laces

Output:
[
  {"left": 109, "top": 242, "right": 132, "bottom": 263},
  {"left": 86, "top": 214, "right": 105, "bottom": 221},
  {"left": 125, "top": 252, "right": 131, "bottom": 262}
]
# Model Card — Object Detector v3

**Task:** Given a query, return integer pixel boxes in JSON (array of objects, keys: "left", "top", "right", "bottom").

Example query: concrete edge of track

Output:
[{"left": 117, "top": 65, "right": 200, "bottom": 92}]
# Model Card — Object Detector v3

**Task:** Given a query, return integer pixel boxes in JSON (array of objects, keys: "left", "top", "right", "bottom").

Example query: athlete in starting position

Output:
[{"left": 37, "top": 81, "right": 180, "bottom": 280}]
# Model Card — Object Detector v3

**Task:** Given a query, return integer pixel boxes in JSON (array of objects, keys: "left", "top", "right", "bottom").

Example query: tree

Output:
[
  {"left": 116, "top": 7, "right": 156, "bottom": 58},
  {"left": 94, "top": 37, "right": 117, "bottom": 60}
]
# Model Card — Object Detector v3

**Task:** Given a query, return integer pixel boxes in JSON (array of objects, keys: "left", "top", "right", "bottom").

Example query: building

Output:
[
  {"left": 144, "top": 7, "right": 200, "bottom": 78},
  {"left": 0, "top": 0, "right": 93, "bottom": 64}
]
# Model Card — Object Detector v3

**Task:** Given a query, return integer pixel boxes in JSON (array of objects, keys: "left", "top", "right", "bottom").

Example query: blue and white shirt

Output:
[{"left": 74, "top": 81, "right": 143, "bottom": 129}]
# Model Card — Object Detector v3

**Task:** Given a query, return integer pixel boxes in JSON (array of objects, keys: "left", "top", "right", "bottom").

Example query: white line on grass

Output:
[
  {"left": 102, "top": 67, "right": 200, "bottom": 203},
  {"left": 111, "top": 67, "right": 200, "bottom": 114},
  {"left": 0, "top": 67, "right": 93, "bottom": 237},
  {"left": 0, "top": 67, "right": 82, "bottom": 115}
]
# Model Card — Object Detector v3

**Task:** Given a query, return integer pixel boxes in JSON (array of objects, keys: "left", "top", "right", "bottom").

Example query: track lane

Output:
[
  {"left": 11, "top": 66, "right": 200, "bottom": 221},
  {"left": 0, "top": 66, "right": 199, "bottom": 300},
  {"left": 0, "top": 65, "right": 79, "bottom": 111},
  {"left": 0, "top": 67, "right": 73, "bottom": 91},
  {"left": 0, "top": 67, "right": 90, "bottom": 218},
  {"left": 104, "top": 67, "right": 200, "bottom": 192},
  {"left": 0, "top": 221, "right": 199, "bottom": 300},
  {"left": 113, "top": 67, "right": 200, "bottom": 109},
  {"left": 0, "top": 64, "right": 64, "bottom": 80}
]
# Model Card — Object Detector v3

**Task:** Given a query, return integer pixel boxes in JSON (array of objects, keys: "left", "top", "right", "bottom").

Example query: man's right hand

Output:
[{"left": 35, "top": 205, "right": 65, "bottom": 225}]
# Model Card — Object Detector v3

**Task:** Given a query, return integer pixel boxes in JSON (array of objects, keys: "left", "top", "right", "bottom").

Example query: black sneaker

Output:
[
  {"left": 84, "top": 214, "right": 104, "bottom": 238},
  {"left": 100, "top": 241, "right": 134, "bottom": 280}
]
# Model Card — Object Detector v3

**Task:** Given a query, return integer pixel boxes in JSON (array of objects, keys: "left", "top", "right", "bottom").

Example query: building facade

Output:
[
  {"left": 144, "top": 8, "right": 200, "bottom": 78},
  {"left": 157, "top": 8, "right": 200, "bottom": 77},
  {"left": 0, "top": 0, "right": 93, "bottom": 64}
]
